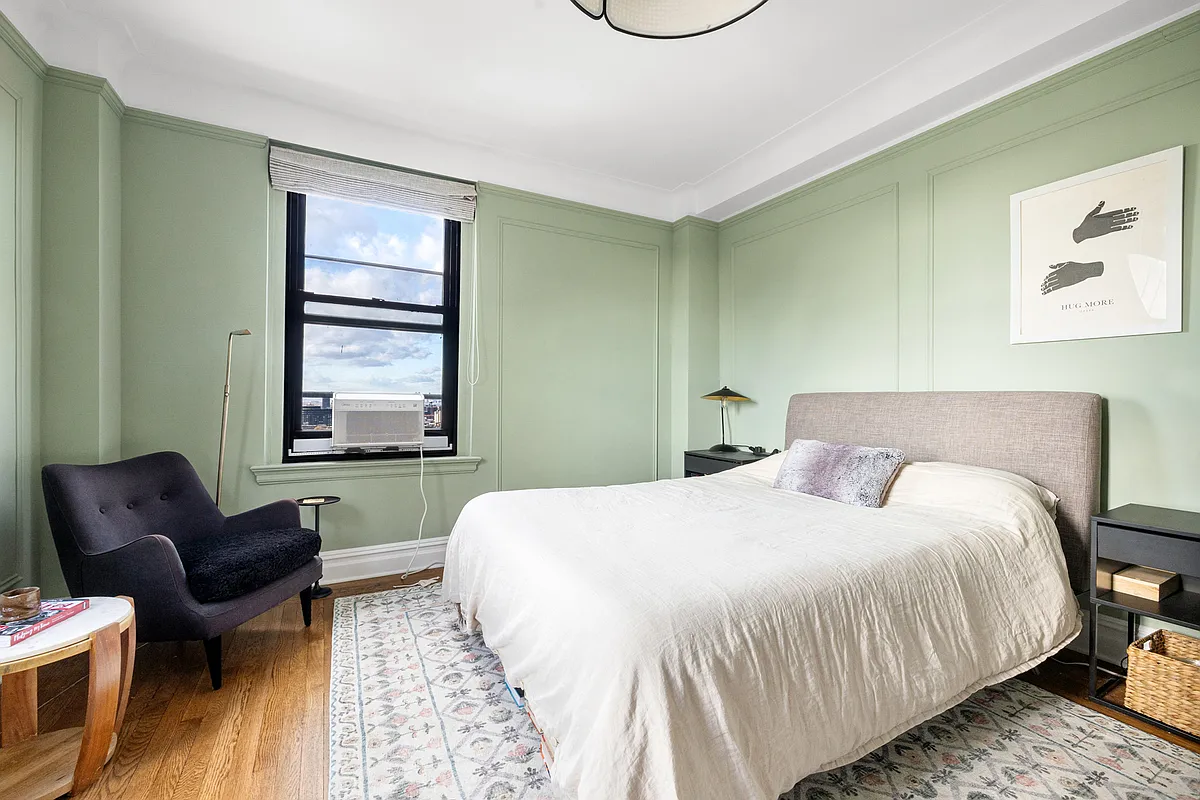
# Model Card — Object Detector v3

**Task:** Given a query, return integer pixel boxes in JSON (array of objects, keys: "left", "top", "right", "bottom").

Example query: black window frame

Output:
[{"left": 282, "top": 191, "right": 461, "bottom": 462}]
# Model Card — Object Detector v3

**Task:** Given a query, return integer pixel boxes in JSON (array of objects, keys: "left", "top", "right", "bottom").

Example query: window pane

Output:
[
  {"left": 301, "top": 324, "right": 443, "bottom": 431},
  {"left": 304, "top": 301, "right": 442, "bottom": 326},
  {"left": 304, "top": 257, "right": 442, "bottom": 306},
  {"left": 304, "top": 193, "right": 444, "bottom": 270}
]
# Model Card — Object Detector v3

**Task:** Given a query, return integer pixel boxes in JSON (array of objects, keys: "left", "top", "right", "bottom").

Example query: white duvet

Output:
[{"left": 442, "top": 460, "right": 1080, "bottom": 800}]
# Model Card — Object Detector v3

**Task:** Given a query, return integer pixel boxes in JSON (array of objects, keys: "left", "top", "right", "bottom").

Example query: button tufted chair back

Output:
[{"left": 42, "top": 451, "right": 225, "bottom": 596}]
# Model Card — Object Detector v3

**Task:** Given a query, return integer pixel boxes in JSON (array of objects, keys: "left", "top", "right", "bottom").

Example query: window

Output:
[{"left": 283, "top": 192, "right": 460, "bottom": 460}]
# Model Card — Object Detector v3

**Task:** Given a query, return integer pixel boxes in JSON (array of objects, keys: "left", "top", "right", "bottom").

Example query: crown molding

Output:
[
  {"left": 123, "top": 107, "right": 268, "bottom": 148},
  {"left": 43, "top": 66, "right": 125, "bottom": 117},
  {"left": 478, "top": 182, "right": 673, "bottom": 231},
  {"left": 719, "top": 6, "right": 1200, "bottom": 228},
  {"left": 3, "top": 4, "right": 1197, "bottom": 227},
  {"left": 671, "top": 216, "right": 719, "bottom": 232},
  {"left": 0, "top": 10, "right": 45, "bottom": 78}
]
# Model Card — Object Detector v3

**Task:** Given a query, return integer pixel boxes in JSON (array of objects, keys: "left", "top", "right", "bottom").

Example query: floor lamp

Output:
[
  {"left": 701, "top": 386, "right": 750, "bottom": 452},
  {"left": 216, "top": 329, "right": 251, "bottom": 507}
]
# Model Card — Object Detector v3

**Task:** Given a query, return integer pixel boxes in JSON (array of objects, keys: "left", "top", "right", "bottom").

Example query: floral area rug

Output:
[{"left": 329, "top": 583, "right": 1200, "bottom": 800}]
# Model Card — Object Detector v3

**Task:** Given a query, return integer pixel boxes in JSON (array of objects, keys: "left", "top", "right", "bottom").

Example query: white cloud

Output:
[
  {"left": 304, "top": 326, "right": 437, "bottom": 368},
  {"left": 305, "top": 195, "right": 444, "bottom": 272}
]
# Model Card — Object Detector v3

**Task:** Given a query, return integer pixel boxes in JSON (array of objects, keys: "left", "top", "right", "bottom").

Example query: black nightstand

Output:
[
  {"left": 1088, "top": 504, "right": 1200, "bottom": 744},
  {"left": 684, "top": 449, "right": 774, "bottom": 477}
]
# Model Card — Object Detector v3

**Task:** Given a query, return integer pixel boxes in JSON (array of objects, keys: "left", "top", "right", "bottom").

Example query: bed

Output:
[{"left": 442, "top": 391, "right": 1102, "bottom": 800}]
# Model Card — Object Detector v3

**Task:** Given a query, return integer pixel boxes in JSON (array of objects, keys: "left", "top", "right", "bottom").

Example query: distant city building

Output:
[
  {"left": 302, "top": 394, "right": 333, "bottom": 431},
  {"left": 424, "top": 397, "right": 442, "bottom": 429},
  {"left": 302, "top": 391, "right": 442, "bottom": 431}
]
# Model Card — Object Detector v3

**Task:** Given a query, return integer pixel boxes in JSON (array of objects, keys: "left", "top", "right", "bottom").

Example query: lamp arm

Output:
[{"left": 216, "top": 332, "right": 235, "bottom": 507}]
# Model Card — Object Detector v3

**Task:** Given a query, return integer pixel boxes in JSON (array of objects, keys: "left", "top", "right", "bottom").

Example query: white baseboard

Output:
[{"left": 319, "top": 536, "right": 449, "bottom": 585}]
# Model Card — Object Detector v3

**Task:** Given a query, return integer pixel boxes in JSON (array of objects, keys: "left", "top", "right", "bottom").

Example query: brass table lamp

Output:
[{"left": 701, "top": 386, "right": 750, "bottom": 452}]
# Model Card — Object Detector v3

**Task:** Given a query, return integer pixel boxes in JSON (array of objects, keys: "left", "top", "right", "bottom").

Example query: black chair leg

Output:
[
  {"left": 204, "top": 635, "right": 222, "bottom": 690},
  {"left": 300, "top": 586, "right": 313, "bottom": 627}
]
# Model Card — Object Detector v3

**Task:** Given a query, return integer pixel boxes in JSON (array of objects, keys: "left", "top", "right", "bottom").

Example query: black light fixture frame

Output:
[{"left": 569, "top": 0, "right": 773, "bottom": 40}]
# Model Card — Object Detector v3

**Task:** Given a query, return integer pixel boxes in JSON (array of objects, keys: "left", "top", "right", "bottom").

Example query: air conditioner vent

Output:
[{"left": 331, "top": 392, "right": 424, "bottom": 450}]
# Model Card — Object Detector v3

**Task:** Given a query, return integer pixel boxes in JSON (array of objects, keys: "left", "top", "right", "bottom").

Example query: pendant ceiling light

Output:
[{"left": 571, "top": 0, "right": 771, "bottom": 39}]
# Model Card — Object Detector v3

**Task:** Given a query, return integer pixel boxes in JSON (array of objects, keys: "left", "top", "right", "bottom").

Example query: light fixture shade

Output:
[
  {"left": 572, "top": 0, "right": 770, "bottom": 39},
  {"left": 701, "top": 386, "right": 750, "bottom": 402}
]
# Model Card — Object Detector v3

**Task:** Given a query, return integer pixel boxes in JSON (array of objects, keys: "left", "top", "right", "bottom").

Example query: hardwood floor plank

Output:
[
  {"left": 300, "top": 593, "right": 332, "bottom": 800},
  {"left": 251, "top": 595, "right": 306, "bottom": 798},
  {"left": 111, "top": 648, "right": 211, "bottom": 800},
  {"left": 180, "top": 606, "right": 281, "bottom": 800}
]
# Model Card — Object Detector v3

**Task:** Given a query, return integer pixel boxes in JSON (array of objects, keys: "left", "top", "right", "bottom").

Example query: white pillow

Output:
[
  {"left": 885, "top": 461, "right": 1058, "bottom": 519},
  {"left": 728, "top": 452, "right": 785, "bottom": 483}
]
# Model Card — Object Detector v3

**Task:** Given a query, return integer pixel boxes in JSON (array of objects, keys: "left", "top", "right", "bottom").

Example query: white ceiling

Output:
[{"left": 5, "top": 0, "right": 1198, "bottom": 220}]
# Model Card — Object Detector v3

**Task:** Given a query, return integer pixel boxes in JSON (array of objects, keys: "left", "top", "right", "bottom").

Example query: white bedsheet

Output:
[{"left": 442, "top": 464, "right": 1080, "bottom": 800}]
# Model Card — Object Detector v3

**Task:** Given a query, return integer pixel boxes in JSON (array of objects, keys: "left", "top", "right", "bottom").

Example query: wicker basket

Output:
[{"left": 1125, "top": 629, "right": 1200, "bottom": 737}]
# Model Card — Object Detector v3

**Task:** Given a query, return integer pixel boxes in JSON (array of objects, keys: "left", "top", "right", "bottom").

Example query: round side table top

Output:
[
  {"left": 0, "top": 597, "right": 133, "bottom": 671},
  {"left": 297, "top": 495, "right": 341, "bottom": 507}
]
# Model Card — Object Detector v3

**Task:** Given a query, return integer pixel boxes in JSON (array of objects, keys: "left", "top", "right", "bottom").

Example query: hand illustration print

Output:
[
  {"left": 1072, "top": 200, "right": 1138, "bottom": 243},
  {"left": 1041, "top": 261, "right": 1104, "bottom": 295}
]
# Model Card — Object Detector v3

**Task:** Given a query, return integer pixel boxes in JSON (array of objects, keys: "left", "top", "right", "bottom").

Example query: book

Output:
[
  {"left": 1112, "top": 565, "right": 1181, "bottom": 602},
  {"left": 0, "top": 598, "right": 91, "bottom": 647}
]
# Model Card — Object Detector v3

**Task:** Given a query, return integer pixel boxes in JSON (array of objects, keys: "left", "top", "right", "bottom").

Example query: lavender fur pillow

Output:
[{"left": 773, "top": 439, "right": 906, "bottom": 508}]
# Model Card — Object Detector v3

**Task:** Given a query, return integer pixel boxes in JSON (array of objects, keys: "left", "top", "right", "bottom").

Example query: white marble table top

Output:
[{"left": 0, "top": 597, "right": 133, "bottom": 666}]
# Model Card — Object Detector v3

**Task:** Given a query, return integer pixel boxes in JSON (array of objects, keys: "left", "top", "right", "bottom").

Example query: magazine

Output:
[{"left": 0, "top": 599, "right": 91, "bottom": 647}]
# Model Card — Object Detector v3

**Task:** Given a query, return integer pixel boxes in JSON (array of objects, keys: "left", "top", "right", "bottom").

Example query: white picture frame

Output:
[{"left": 1010, "top": 146, "right": 1183, "bottom": 344}]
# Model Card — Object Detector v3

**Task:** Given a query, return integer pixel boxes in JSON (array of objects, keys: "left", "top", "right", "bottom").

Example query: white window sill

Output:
[{"left": 250, "top": 455, "right": 482, "bottom": 485}]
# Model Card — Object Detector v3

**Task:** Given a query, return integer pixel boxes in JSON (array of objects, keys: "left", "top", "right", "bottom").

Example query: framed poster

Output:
[{"left": 1010, "top": 146, "right": 1183, "bottom": 344}]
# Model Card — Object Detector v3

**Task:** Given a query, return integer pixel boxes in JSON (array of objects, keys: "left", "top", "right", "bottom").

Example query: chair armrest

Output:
[
  {"left": 222, "top": 498, "right": 302, "bottom": 536},
  {"left": 78, "top": 535, "right": 207, "bottom": 640}
]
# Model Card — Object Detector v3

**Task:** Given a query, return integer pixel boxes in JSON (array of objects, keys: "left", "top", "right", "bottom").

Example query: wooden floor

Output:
[
  {"left": 3, "top": 569, "right": 439, "bottom": 800},
  {"left": 5, "top": 570, "right": 1196, "bottom": 799}
]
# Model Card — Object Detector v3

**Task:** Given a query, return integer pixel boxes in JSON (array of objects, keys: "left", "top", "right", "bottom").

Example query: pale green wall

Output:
[
  {"left": 116, "top": 121, "right": 674, "bottom": 557},
  {"left": 480, "top": 185, "right": 674, "bottom": 489},
  {"left": 0, "top": 23, "right": 41, "bottom": 590},
  {"left": 717, "top": 15, "right": 1200, "bottom": 514},
  {"left": 670, "top": 218, "right": 721, "bottom": 474},
  {"left": 13, "top": 7, "right": 1200, "bottom": 594},
  {"left": 38, "top": 72, "right": 123, "bottom": 593}
]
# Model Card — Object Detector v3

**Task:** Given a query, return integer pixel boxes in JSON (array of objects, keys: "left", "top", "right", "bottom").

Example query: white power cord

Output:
[
  {"left": 402, "top": 224, "right": 480, "bottom": 580},
  {"left": 401, "top": 444, "right": 428, "bottom": 578},
  {"left": 1049, "top": 654, "right": 1126, "bottom": 678}
]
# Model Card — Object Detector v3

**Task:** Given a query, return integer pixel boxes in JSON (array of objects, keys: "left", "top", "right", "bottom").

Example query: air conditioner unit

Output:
[{"left": 331, "top": 392, "right": 424, "bottom": 451}]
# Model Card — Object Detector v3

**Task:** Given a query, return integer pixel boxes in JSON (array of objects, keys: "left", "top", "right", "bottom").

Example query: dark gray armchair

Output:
[{"left": 42, "top": 451, "right": 323, "bottom": 690}]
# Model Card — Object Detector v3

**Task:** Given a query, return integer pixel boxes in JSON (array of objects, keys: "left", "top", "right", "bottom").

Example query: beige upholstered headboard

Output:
[{"left": 784, "top": 391, "right": 1102, "bottom": 592}]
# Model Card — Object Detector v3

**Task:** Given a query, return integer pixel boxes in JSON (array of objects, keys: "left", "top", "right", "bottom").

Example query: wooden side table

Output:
[{"left": 0, "top": 596, "right": 135, "bottom": 800}]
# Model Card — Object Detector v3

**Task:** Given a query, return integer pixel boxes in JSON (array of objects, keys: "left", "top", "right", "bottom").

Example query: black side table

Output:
[
  {"left": 297, "top": 495, "right": 341, "bottom": 599},
  {"left": 1088, "top": 504, "right": 1200, "bottom": 745},
  {"left": 683, "top": 448, "right": 776, "bottom": 477}
]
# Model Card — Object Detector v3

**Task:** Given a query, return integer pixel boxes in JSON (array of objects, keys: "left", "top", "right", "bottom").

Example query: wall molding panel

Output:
[
  {"left": 719, "top": 13, "right": 1200, "bottom": 518},
  {"left": 493, "top": 212, "right": 665, "bottom": 490},
  {"left": 720, "top": 183, "right": 902, "bottom": 443}
]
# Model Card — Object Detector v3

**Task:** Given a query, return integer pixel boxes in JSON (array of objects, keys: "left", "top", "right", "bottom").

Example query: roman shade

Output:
[{"left": 268, "top": 145, "right": 476, "bottom": 222}]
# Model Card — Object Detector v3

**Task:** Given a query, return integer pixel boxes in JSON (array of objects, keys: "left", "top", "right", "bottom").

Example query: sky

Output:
[{"left": 301, "top": 195, "right": 446, "bottom": 397}]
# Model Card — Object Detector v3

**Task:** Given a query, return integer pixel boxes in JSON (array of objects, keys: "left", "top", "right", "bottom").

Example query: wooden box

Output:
[
  {"left": 1111, "top": 565, "right": 1181, "bottom": 601},
  {"left": 1095, "top": 558, "right": 1128, "bottom": 591}
]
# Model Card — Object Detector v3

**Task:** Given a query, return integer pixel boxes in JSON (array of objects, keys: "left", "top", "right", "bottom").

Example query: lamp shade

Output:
[
  {"left": 571, "top": 0, "right": 771, "bottom": 39},
  {"left": 701, "top": 386, "right": 750, "bottom": 402}
]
